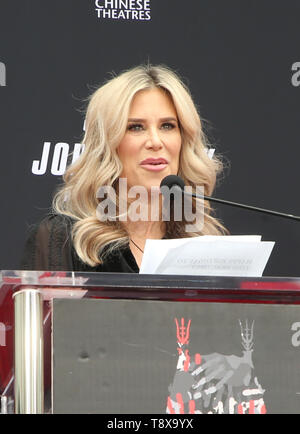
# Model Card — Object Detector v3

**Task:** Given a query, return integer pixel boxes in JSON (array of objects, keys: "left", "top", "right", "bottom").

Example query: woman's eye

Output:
[
  {"left": 127, "top": 123, "right": 144, "bottom": 132},
  {"left": 161, "top": 122, "right": 176, "bottom": 130}
]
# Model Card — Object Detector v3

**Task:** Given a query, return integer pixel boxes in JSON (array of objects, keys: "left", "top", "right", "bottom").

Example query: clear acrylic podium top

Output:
[
  {"left": 2, "top": 269, "right": 300, "bottom": 301},
  {"left": 1, "top": 269, "right": 300, "bottom": 414}
]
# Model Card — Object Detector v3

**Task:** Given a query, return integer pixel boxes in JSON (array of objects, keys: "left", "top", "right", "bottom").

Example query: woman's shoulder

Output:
[
  {"left": 21, "top": 213, "right": 76, "bottom": 271},
  {"left": 36, "top": 213, "right": 75, "bottom": 234}
]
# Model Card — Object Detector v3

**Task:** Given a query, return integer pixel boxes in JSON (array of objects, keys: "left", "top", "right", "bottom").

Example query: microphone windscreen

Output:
[{"left": 160, "top": 175, "right": 185, "bottom": 191}]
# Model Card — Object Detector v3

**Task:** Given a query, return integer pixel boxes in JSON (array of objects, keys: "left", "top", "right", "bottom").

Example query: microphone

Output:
[{"left": 160, "top": 175, "right": 300, "bottom": 222}]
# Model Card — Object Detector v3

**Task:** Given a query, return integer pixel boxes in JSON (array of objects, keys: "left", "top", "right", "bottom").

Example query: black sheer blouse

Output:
[{"left": 21, "top": 214, "right": 139, "bottom": 273}]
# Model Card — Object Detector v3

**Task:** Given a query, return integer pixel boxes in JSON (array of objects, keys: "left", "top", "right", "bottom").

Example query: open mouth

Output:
[
  {"left": 140, "top": 158, "right": 168, "bottom": 165},
  {"left": 140, "top": 158, "right": 169, "bottom": 172}
]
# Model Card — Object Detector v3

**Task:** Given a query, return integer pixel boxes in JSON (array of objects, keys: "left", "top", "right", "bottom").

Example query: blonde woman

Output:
[{"left": 21, "top": 64, "right": 226, "bottom": 272}]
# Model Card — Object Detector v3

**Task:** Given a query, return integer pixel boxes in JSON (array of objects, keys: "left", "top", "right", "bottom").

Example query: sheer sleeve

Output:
[{"left": 21, "top": 214, "right": 75, "bottom": 271}]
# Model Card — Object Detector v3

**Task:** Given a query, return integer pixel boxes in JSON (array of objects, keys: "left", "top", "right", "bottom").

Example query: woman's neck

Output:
[
  {"left": 119, "top": 190, "right": 166, "bottom": 267},
  {"left": 124, "top": 220, "right": 165, "bottom": 245}
]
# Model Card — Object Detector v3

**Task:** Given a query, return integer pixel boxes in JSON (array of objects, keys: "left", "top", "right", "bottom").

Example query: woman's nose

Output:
[{"left": 145, "top": 128, "right": 163, "bottom": 150}]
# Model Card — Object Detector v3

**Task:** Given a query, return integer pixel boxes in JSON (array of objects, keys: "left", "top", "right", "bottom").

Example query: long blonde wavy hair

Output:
[{"left": 53, "top": 64, "right": 227, "bottom": 266}]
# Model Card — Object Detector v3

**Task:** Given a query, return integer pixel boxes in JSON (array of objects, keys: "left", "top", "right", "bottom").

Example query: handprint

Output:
[{"left": 167, "top": 318, "right": 266, "bottom": 414}]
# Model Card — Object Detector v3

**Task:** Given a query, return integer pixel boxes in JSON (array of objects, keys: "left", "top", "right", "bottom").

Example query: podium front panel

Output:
[
  {"left": 52, "top": 298, "right": 300, "bottom": 414},
  {"left": 1, "top": 270, "right": 300, "bottom": 414}
]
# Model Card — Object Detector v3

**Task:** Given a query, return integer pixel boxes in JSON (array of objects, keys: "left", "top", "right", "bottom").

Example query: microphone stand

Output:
[{"left": 181, "top": 190, "right": 300, "bottom": 222}]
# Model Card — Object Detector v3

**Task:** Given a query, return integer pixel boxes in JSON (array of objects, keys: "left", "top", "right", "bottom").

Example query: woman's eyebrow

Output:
[
  {"left": 127, "top": 118, "right": 145, "bottom": 122},
  {"left": 160, "top": 117, "right": 178, "bottom": 122},
  {"left": 127, "top": 117, "right": 178, "bottom": 122}
]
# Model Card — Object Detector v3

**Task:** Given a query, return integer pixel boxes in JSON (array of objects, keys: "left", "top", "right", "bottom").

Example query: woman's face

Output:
[{"left": 117, "top": 87, "right": 182, "bottom": 192}]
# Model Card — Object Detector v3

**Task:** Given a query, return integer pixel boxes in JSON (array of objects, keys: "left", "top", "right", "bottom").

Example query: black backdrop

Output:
[{"left": 0, "top": 0, "right": 300, "bottom": 276}]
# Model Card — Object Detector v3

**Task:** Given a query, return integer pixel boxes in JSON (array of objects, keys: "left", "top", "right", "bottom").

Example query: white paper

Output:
[{"left": 139, "top": 236, "right": 274, "bottom": 277}]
